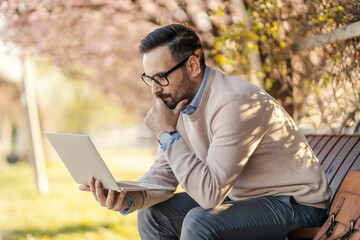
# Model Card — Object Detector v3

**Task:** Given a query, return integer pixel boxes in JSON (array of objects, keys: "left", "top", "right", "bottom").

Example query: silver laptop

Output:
[{"left": 45, "top": 133, "right": 176, "bottom": 192}]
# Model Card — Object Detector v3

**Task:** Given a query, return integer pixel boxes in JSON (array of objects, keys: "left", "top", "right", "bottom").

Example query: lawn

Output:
[{"left": 0, "top": 148, "right": 156, "bottom": 240}]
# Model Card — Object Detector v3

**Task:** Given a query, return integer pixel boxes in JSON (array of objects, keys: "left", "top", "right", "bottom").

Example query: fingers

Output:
[
  {"left": 89, "top": 177, "right": 97, "bottom": 200},
  {"left": 79, "top": 184, "right": 91, "bottom": 191},
  {"left": 155, "top": 97, "right": 163, "bottom": 105},
  {"left": 89, "top": 177, "right": 106, "bottom": 204},
  {"left": 106, "top": 189, "right": 115, "bottom": 209},
  {"left": 89, "top": 177, "right": 127, "bottom": 211},
  {"left": 95, "top": 180, "right": 107, "bottom": 206},
  {"left": 174, "top": 99, "right": 188, "bottom": 116}
]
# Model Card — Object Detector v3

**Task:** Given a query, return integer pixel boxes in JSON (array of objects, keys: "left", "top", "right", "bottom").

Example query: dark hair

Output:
[{"left": 139, "top": 24, "right": 205, "bottom": 70}]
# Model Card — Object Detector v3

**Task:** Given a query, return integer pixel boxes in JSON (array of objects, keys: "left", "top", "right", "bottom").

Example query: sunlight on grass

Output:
[{"left": 0, "top": 148, "right": 156, "bottom": 240}]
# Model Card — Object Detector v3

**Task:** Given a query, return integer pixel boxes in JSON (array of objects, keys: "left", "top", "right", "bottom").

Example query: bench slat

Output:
[
  {"left": 349, "top": 153, "right": 360, "bottom": 171},
  {"left": 306, "top": 135, "right": 314, "bottom": 144},
  {"left": 326, "top": 136, "right": 359, "bottom": 178},
  {"left": 312, "top": 135, "right": 332, "bottom": 156},
  {"left": 317, "top": 136, "right": 343, "bottom": 165},
  {"left": 308, "top": 135, "right": 324, "bottom": 149},
  {"left": 320, "top": 136, "right": 350, "bottom": 172},
  {"left": 329, "top": 138, "right": 360, "bottom": 200}
]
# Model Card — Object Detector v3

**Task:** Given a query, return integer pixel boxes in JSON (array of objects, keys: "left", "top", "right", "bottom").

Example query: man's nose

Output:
[{"left": 151, "top": 81, "right": 163, "bottom": 95}]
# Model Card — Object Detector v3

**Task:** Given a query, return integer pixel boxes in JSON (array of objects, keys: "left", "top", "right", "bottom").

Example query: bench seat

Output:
[
  {"left": 287, "top": 134, "right": 360, "bottom": 240},
  {"left": 306, "top": 134, "right": 360, "bottom": 202}
]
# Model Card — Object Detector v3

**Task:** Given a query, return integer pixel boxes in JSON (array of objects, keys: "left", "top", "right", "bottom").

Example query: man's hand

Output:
[
  {"left": 145, "top": 98, "right": 188, "bottom": 136},
  {"left": 79, "top": 177, "right": 129, "bottom": 211}
]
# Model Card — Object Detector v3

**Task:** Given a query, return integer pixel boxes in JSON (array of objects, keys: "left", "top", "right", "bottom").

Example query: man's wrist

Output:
[
  {"left": 120, "top": 194, "right": 135, "bottom": 216},
  {"left": 158, "top": 131, "right": 178, "bottom": 145}
]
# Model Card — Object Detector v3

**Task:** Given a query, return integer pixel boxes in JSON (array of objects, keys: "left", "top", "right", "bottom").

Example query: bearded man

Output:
[{"left": 81, "top": 24, "right": 331, "bottom": 240}]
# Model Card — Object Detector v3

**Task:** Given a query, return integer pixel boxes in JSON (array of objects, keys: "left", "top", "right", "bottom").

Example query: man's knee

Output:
[
  {"left": 181, "top": 207, "right": 214, "bottom": 239},
  {"left": 183, "top": 207, "right": 207, "bottom": 224},
  {"left": 138, "top": 202, "right": 179, "bottom": 231}
]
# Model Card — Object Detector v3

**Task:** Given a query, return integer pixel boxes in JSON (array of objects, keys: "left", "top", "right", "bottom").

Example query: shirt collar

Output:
[{"left": 181, "top": 66, "right": 210, "bottom": 115}]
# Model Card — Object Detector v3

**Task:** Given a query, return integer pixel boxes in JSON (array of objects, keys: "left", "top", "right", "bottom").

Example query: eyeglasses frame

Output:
[{"left": 141, "top": 57, "right": 190, "bottom": 87}]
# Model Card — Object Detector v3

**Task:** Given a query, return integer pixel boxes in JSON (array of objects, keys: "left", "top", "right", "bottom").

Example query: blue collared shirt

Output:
[{"left": 121, "top": 66, "right": 210, "bottom": 215}]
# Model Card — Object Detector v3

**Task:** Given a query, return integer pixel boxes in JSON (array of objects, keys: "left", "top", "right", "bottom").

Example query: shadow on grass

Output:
[{"left": 2, "top": 223, "right": 115, "bottom": 239}]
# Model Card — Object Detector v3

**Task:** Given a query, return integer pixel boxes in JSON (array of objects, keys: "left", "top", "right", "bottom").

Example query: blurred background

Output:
[{"left": 0, "top": 0, "right": 359, "bottom": 239}]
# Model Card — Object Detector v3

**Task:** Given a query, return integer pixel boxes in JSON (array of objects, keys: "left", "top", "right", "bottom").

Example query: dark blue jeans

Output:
[{"left": 137, "top": 192, "right": 327, "bottom": 240}]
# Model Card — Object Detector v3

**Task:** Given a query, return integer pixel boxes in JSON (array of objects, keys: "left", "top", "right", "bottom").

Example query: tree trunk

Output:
[
  {"left": 234, "top": 0, "right": 264, "bottom": 89},
  {"left": 22, "top": 56, "right": 49, "bottom": 195},
  {"left": 0, "top": 115, "right": 12, "bottom": 157}
]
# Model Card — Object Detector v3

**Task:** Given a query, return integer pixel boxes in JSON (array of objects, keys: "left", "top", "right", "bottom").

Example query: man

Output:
[{"left": 80, "top": 24, "right": 332, "bottom": 239}]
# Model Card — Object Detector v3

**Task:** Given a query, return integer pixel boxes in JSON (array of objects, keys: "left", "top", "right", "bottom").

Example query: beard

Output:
[{"left": 156, "top": 70, "right": 198, "bottom": 110}]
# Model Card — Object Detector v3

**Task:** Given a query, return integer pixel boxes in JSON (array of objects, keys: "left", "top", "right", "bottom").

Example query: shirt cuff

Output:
[
  {"left": 120, "top": 194, "right": 135, "bottom": 215},
  {"left": 160, "top": 132, "right": 183, "bottom": 152}
]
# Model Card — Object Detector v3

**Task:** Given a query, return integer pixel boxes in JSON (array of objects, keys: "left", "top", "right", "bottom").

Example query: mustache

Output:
[{"left": 156, "top": 93, "right": 171, "bottom": 99}]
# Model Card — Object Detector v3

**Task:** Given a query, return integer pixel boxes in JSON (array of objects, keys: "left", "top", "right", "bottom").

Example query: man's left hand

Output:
[
  {"left": 145, "top": 98, "right": 188, "bottom": 137},
  {"left": 79, "top": 177, "right": 129, "bottom": 211}
]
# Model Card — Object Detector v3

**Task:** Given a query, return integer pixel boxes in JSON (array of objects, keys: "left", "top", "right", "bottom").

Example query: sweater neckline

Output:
[{"left": 187, "top": 68, "right": 215, "bottom": 120}]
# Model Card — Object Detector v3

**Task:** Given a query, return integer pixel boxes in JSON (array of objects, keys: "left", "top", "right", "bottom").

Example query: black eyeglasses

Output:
[{"left": 141, "top": 57, "right": 190, "bottom": 87}]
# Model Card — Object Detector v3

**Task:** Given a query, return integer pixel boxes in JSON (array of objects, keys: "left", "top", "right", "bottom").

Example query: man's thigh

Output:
[{"left": 181, "top": 195, "right": 327, "bottom": 240}]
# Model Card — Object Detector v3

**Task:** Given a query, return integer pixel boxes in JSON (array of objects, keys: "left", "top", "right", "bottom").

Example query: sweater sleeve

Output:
[
  {"left": 127, "top": 147, "right": 179, "bottom": 211},
  {"left": 163, "top": 97, "right": 267, "bottom": 209}
]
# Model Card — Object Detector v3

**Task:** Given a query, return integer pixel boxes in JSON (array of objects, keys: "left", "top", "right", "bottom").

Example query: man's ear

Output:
[{"left": 187, "top": 55, "right": 202, "bottom": 78}]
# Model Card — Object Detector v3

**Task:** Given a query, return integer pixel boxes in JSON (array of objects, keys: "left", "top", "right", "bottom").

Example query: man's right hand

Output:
[{"left": 79, "top": 177, "right": 129, "bottom": 211}]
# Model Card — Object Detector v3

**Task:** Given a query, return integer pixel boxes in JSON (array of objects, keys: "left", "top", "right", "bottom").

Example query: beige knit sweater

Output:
[{"left": 128, "top": 68, "right": 332, "bottom": 211}]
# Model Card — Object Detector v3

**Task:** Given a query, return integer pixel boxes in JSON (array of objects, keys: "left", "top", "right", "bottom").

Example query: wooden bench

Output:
[{"left": 287, "top": 134, "right": 360, "bottom": 239}]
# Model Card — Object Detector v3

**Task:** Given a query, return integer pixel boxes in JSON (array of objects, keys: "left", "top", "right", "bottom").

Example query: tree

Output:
[
  {"left": 209, "top": 0, "right": 360, "bottom": 133},
  {"left": 1, "top": 0, "right": 359, "bottom": 133}
]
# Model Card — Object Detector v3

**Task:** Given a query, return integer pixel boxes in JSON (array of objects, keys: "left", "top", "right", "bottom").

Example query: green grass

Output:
[{"left": 0, "top": 148, "right": 156, "bottom": 240}]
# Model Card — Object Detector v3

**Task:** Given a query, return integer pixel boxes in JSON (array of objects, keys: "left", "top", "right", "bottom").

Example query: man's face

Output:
[{"left": 143, "top": 46, "right": 198, "bottom": 109}]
